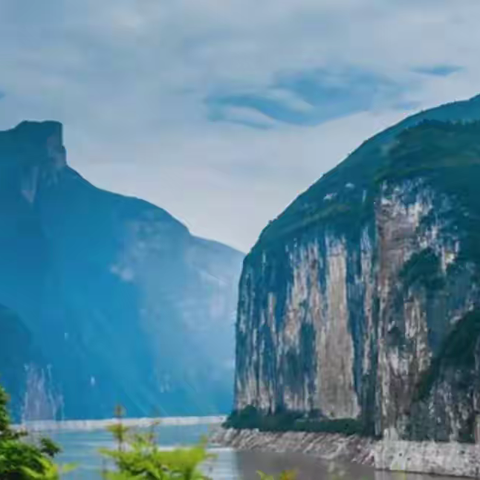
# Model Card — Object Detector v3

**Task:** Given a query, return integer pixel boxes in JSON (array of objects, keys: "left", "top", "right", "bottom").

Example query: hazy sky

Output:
[{"left": 1, "top": 0, "right": 480, "bottom": 251}]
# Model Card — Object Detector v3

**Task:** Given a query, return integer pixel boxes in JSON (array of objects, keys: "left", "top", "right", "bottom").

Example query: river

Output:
[{"left": 48, "top": 423, "right": 459, "bottom": 480}]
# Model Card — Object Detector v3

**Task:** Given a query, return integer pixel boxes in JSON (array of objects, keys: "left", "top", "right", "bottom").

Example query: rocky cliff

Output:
[
  {"left": 234, "top": 95, "right": 480, "bottom": 443},
  {"left": 0, "top": 121, "right": 243, "bottom": 421}
]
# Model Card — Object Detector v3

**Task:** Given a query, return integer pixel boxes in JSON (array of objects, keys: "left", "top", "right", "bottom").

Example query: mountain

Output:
[
  {"left": 0, "top": 121, "right": 244, "bottom": 421},
  {"left": 234, "top": 95, "right": 480, "bottom": 443}
]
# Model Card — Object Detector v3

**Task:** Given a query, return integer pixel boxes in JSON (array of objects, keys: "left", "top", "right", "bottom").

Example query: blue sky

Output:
[{"left": 1, "top": 0, "right": 480, "bottom": 251}]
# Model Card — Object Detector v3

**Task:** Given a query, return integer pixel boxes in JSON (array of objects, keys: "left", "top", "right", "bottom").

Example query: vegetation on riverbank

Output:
[{"left": 224, "top": 406, "right": 365, "bottom": 436}]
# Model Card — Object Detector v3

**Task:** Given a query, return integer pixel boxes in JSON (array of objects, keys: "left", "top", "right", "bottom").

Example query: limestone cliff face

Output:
[{"left": 235, "top": 96, "right": 480, "bottom": 442}]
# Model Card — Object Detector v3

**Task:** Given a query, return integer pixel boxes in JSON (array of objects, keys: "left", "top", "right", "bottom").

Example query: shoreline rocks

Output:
[
  {"left": 211, "top": 428, "right": 480, "bottom": 478},
  {"left": 210, "top": 428, "right": 374, "bottom": 465}
]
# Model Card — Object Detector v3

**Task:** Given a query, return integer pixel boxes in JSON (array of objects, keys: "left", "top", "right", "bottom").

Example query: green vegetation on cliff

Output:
[
  {"left": 399, "top": 248, "right": 444, "bottom": 291},
  {"left": 416, "top": 309, "right": 480, "bottom": 402}
]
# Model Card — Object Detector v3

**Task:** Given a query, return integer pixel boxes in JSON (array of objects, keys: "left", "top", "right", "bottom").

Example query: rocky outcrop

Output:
[
  {"left": 234, "top": 96, "right": 480, "bottom": 442},
  {"left": 0, "top": 121, "right": 243, "bottom": 420}
]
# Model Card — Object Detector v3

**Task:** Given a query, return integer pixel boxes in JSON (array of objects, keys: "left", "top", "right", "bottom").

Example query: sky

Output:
[{"left": 1, "top": 0, "right": 480, "bottom": 252}]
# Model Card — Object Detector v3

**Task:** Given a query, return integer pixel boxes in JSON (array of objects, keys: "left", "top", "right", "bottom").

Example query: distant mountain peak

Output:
[
  {"left": 0, "top": 120, "right": 66, "bottom": 170},
  {"left": 0, "top": 121, "right": 67, "bottom": 203},
  {"left": 14, "top": 120, "right": 63, "bottom": 137}
]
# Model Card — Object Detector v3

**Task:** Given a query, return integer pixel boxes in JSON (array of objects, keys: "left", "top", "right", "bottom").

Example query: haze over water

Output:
[{"left": 51, "top": 423, "right": 458, "bottom": 480}]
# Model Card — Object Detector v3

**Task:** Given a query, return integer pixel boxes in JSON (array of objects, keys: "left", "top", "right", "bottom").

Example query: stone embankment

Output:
[
  {"left": 210, "top": 428, "right": 374, "bottom": 465},
  {"left": 375, "top": 440, "right": 480, "bottom": 478},
  {"left": 211, "top": 429, "right": 480, "bottom": 478}
]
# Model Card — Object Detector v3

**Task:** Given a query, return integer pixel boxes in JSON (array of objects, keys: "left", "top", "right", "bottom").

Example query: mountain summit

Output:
[{"left": 0, "top": 121, "right": 243, "bottom": 421}]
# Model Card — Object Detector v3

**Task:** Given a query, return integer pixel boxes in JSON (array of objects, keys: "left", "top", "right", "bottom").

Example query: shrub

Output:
[
  {"left": 224, "top": 407, "right": 365, "bottom": 436},
  {"left": 0, "top": 383, "right": 71, "bottom": 480},
  {"left": 100, "top": 407, "right": 213, "bottom": 480}
]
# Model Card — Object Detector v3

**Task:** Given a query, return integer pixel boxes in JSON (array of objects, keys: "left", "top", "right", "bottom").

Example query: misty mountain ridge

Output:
[{"left": 0, "top": 120, "right": 244, "bottom": 421}]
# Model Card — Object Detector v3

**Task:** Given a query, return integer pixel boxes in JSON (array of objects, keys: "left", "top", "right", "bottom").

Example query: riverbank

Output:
[
  {"left": 210, "top": 428, "right": 375, "bottom": 465},
  {"left": 211, "top": 428, "right": 480, "bottom": 478},
  {"left": 14, "top": 415, "right": 225, "bottom": 433}
]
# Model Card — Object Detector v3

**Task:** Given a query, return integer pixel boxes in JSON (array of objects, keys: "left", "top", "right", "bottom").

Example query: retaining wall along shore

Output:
[{"left": 211, "top": 428, "right": 480, "bottom": 478}]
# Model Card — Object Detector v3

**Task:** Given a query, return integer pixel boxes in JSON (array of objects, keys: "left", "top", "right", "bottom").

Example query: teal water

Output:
[{"left": 50, "top": 425, "right": 458, "bottom": 480}]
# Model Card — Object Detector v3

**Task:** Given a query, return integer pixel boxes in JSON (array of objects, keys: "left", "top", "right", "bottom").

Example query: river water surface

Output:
[{"left": 50, "top": 423, "right": 459, "bottom": 480}]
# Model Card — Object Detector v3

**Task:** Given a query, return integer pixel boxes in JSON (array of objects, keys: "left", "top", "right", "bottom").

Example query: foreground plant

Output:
[
  {"left": 0, "top": 384, "right": 69, "bottom": 480},
  {"left": 100, "top": 406, "right": 214, "bottom": 480},
  {"left": 21, "top": 457, "right": 77, "bottom": 480}
]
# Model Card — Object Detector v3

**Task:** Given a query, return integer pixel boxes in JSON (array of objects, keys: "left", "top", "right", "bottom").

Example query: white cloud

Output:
[
  {"left": 262, "top": 89, "right": 315, "bottom": 113},
  {"left": 212, "top": 105, "right": 281, "bottom": 128},
  {"left": 0, "top": 0, "right": 480, "bottom": 250}
]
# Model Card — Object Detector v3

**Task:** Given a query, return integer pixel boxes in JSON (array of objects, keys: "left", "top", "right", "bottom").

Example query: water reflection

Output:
[{"left": 231, "top": 450, "right": 459, "bottom": 480}]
